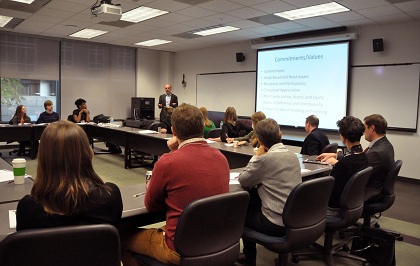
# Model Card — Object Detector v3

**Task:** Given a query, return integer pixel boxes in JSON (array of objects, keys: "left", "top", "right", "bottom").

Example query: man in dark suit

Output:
[
  {"left": 301, "top": 115, "right": 330, "bottom": 155},
  {"left": 158, "top": 84, "right": 178, "bottom": 121},
  {"left": 363, "top": 114, "right": 395, "bottom": 200}
]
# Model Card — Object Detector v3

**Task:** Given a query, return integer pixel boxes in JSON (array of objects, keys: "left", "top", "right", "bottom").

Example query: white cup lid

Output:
[{"left": 12, "top": 158, "right": 26, "bottom": 163}]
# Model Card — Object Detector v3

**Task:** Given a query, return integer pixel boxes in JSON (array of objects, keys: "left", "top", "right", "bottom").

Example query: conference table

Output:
[
  {"left": 1, "top": 123, "right": 318, "bottom": 170},
  {"left": 0, "top": 154, "right": 332, "bottom": 241}
]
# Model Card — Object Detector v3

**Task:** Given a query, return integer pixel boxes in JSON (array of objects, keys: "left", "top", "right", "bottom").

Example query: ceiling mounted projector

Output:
[{"left": 91, "top": 2, "right": 122, "bottom": 22}]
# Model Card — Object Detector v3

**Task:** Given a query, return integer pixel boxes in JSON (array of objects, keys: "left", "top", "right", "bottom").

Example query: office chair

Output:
[
  {"left": 292, "top": 167, "right": 373, "bottom": 266},
  {"left": 0, "top": 224, "right": 121, "bottom": 266},
  {"left": 322, "top": 143, "right": 339, "bottom": 153},
  {"left": 130, "top": 121, "right": 163, "bottom": 167},
  {"left": 241, "top": 176, "right": 335, "bottom": 266},
  {"left": 134, "top": 191, "right": 250, "bottom": 266},
  {"left": 340, "top": 160, "right": 403, "bottom": 240},
  {"left": 207, "top": 128, "right": 221, "bottom": 138},
  {"left": 7, "top": 119, "right": 31, "bottom": 156}
]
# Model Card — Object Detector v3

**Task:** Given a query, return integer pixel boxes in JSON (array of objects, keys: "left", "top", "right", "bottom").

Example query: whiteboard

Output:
[
  {"left": 349, "top": 64, "right": 419, "bottom": 130},
  {"left": 196, "top": 72, "right": 256, "bottom": 116}
]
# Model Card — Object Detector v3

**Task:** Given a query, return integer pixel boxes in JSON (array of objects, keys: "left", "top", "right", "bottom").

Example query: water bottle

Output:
[
  {"left": 110, "top": 116, "right": 114, "bottom": 123},
  {"left": 220, "top": 121, "right": 223, "bottom": 128}
]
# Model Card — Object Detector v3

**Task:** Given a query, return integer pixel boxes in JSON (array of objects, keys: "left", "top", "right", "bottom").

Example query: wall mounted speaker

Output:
[
  {"left": 373, "top": 38, "right": 384, "bottom": 52},
  {"left": 236, "top": 52, "right": 245, "bottom": 62}
]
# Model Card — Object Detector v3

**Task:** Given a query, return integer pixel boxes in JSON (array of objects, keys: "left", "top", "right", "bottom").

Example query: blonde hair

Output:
[
  {"left": 31, "top": 121, "right": 108, "bottom": 215},
  {"left": 250, "top": 111, "right": 266, "bottom": 147},
  {"left": 199, "top": 107, "right": 213, "bottom": 127}
]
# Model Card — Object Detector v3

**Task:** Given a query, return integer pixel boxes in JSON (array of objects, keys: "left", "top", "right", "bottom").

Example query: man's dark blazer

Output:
[
  {"left": 158, "top": 94, "right": 178, "bottom": 121},
  {"left": 366, "top": 136, "right": 394, "bottom": 189},
  {"left": 301, "top": 128, "right": 330, "bottom": 155}
]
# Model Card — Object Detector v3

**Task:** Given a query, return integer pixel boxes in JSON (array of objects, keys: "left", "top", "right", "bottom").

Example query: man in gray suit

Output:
[
  {"left": 363, "top": 114, "right": 395, "bottom": 200},
  {"left": 158, "top": 84, "right": 178, "bottom": 121}
]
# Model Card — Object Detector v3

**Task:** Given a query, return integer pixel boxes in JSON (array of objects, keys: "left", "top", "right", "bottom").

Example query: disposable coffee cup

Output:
[
  {"left": 12, "top": 158, "right": 26, "bottom": 185},
  {"left": 157, "top": 127, "right": 161, "bottom": 133},
  {"left": 233, "top": 141, "right": 239, "bottom": 148},
  {"left": 145, "top": 171, "right": 152, "bottom": 190}
]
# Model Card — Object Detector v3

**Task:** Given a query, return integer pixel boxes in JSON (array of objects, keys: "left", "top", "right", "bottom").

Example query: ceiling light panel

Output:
[
  {"left": 121, "top": 6, "right": 168, "bottom": 23},
  {"left": 69, "top": 29, "right": 108, "bottom": 39},
  {"left": 193, "top": 25, "right": 240, "bottom": 36},
  {"left": 275, "top": 2, "right": 350, "bottom": 20},
  {"left": 11, "top": 0, "right": 35, "bottom": 3},
  {"left": 0, "top": 15, "right": 13, "bottom": 27},
  {"left": 135, "top": 39, "right": 172, "bottom": 46}
]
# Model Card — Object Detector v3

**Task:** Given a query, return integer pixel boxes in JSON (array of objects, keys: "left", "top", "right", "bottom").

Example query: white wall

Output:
[{"left": 137, "top": 21, "right": 420, "bottom": 180}]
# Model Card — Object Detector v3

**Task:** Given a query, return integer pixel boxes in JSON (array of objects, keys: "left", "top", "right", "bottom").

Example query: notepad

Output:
[
  {"left": 137, "top": 130, "right": 158, "bottom": 134},
  {"left": 9, "top": 210, "right": 16, "bottom": 229},
  {"left": 301, "top": 169, "right": 312, "bottom": 173},
  {"left": 0, "top": 169, "right": 14, "bottom": 182},
  {"left": 230, "top": 172, "right": 240, "bottom": 180}
]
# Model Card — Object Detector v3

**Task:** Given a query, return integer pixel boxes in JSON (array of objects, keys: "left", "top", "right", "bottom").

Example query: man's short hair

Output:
[
  {"left": 364, "top": 114, "right": 388, "bottom": 135},
  {"left": 255, "top": 118, "right": 282, "bottom": 149},
  {"left": 171, "top": 104, "right": 204, "bottom": 140},
  {"left": 74, "top": 98, "right": 86, "bottom": 107},
  {"left": 306, "top": 115, "right": 319, "bottom": 127},
  {"left": 44, "top": 100, "right": 53, "bottom": 109},
  {"left": 337, "top": 116, "right": 365, "bottom": 143}
]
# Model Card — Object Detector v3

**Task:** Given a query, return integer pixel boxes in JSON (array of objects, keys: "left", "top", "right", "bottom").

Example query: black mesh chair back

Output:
[
  {"left": 207, "top": 128, "right": 221, "bottom": 138},
  {"left": 0, "top": 224, "right": 121, "bottom": 266},
  {"left": 363, "top": 160, "right": 402, "bottom": 217},
  {"left": 135, "top": 191, "right": 250, "bottom": 266},
  {"left": 242, "top": 176, "right": 335, "bottom": 266},
  {"left": 330, "top": 166, "right": 373, "bottom": 230},
  {"left": 321, "top": 143, "right": 338, "bottom": 153},
  {"left": 148, "top": 122, "right": 163, "bottom": 131}
]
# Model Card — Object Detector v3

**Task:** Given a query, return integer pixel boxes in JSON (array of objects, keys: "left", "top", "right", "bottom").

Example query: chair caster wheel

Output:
[{"left": 291, "top": 255, "right": 299, "bottom": 263}]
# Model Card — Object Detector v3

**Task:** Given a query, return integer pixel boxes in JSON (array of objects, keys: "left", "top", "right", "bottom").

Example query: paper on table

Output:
[
  {"left": 9, "top": 210, "right": 16, "bottom": 229},
  {"left": 301, "top": 169, "right": 312, "bottom": 173},
  {"left": 229, "top": 179, "right": 240, "bottom": 185},
  {"left": 205, "top": 139, "right": 215, "bottom": 143},
  {"left": 230, "top": 172, "right": 240, "bottom": 180},
  {"left": 0, "top": 169, "right": 14, "bottom": 182},
  {"left": 225, "top": 143, "right": 234, "bottom": 147},
  {"left": 137, "top": 130, "right": 158, "bottom": 134}
]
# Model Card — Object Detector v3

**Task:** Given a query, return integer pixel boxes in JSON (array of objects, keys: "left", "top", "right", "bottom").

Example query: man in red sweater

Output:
[{"left": 121, "top": 104, "right": 230, "bottom": 265}]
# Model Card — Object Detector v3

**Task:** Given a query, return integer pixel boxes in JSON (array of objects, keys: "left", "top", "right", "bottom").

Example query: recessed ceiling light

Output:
[
  {"left": 274, "top": 2, "right": 349, "bottom": 20},
  {"left": 134, "top": 39, "right": 172, "bottom": 47},
  {"left": 121, "top": 6, "right": 168, "bottom": 23},
  {"left": 193, "top": 25, "right": 240, "bottom": 36},
  {"left": 0, "top": 15, "right": 13, "bottom": 27},
  {"left": 11, "top": 0, "right": 35, "bottom": 4},
  {"left": 69, "top": 29, "right": 108, "bottom": 39}
]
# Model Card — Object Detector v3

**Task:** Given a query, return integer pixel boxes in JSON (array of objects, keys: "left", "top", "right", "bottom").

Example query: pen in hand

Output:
[{"left": 133, "top": 192, "right": 146, "bottom": 198}]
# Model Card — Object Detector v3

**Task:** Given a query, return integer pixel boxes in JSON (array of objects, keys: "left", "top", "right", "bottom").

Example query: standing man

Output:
[
  {"left": 158, "top": 84, "right": 178, "bottom": 121},
  {"left": 301, "top": 115, "right": 330, "bottom": 155},
  {"left": 36, "top": 100, "right": 60, "bottom": 124},
  {"left": 363, "top": 114, "right": 394, "bottom": 200},
  {"left": 120, "top": 104, "right": 230, "bottom": 265}
]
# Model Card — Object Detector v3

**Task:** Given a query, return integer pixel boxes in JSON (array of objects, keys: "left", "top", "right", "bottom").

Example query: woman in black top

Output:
[
  {"left": 220, "top": 107, "right": 252, "bottom": 142},
  {"left": 72, "top": 98, "right": 90, "bottom": 123},
  {"left": 16, "top": 121, "right": 122, "bottom": 230},
  {"left": 324, "top": 116, "right": 368, "bottom": 212}
]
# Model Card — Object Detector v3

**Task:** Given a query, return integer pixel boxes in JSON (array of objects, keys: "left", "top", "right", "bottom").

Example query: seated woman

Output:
[
  {"left": 324, "top": 116, "right": 368, "bottom": 216},
  {"left": 16, "top": 120, "right": 123, "bottom": 230},
  {"left": 12, "top": 105, "right": 32, "bottom": 155},
  {"left": 226, "top": 111, "right": 266, "bottom": 147},
  {"left": 200, "top": 107, "right": 215, "bottom": 138},
  {"left": 160, "top": 106, "right": 174, "bottom": 134},
  {"left": 72, "top": 98, "right": 90, "bottom": 123},
  {"left": 220, "top": 107, "right": 252, "bottom": 142}
]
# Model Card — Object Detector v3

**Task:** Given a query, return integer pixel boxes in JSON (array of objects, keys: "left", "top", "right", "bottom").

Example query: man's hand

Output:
[{"left": 167, "top": 136, "right": 179, "bottom": 151}]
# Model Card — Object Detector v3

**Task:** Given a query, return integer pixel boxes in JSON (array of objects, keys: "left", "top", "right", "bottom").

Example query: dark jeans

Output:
[{"left": 243, "top": 190, "right": 286, "bottom": 260}]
